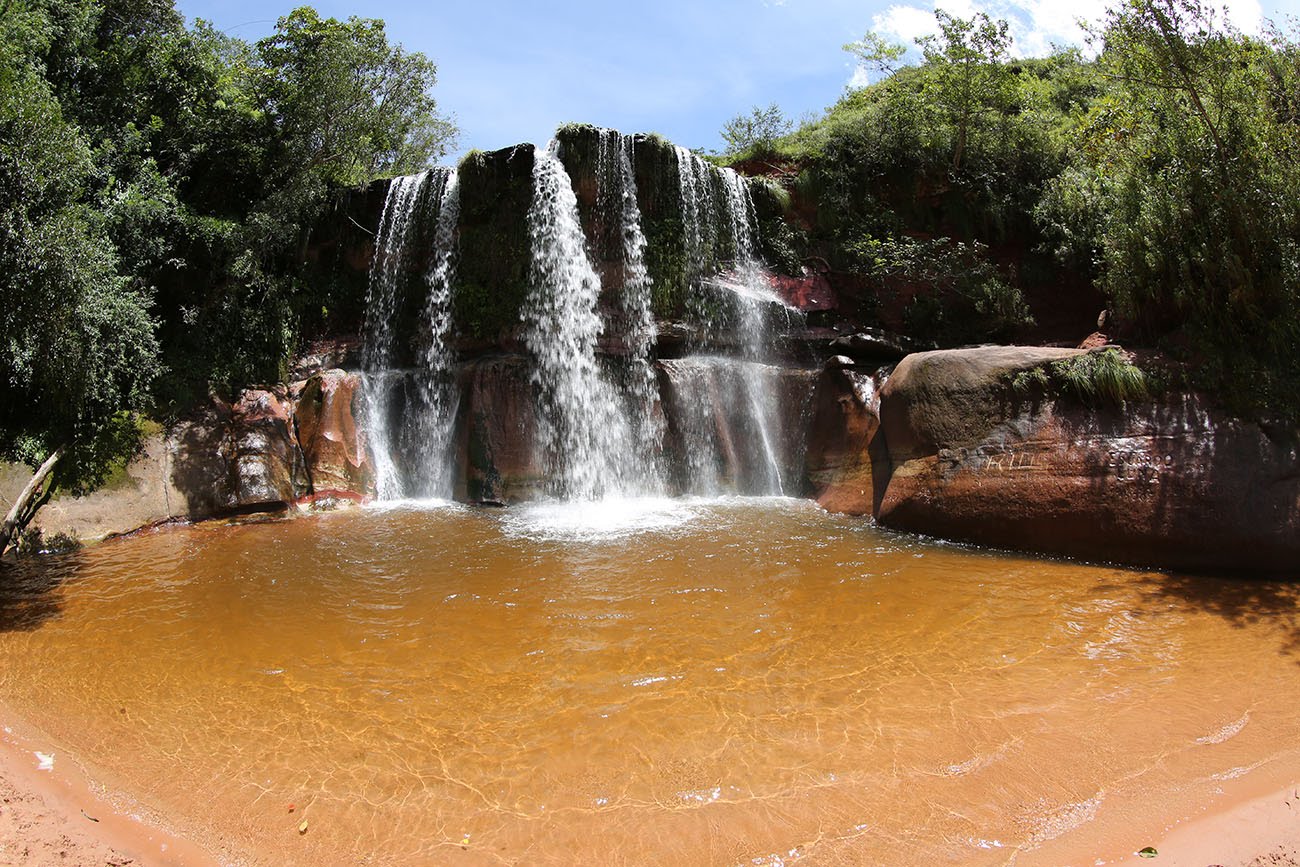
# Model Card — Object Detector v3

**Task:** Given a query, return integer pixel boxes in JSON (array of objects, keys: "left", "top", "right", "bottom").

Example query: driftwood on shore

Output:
[{"left": 0, "top": 447, "right": 64, "bottom": 558}]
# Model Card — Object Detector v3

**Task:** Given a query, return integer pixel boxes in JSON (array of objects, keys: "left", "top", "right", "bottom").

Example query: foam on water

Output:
[
  {"left": 499, "top": 496, "right": 701, "bottom": 541},
  {"left": 362, "top": 497, "right": 465, "bottom": 514}
]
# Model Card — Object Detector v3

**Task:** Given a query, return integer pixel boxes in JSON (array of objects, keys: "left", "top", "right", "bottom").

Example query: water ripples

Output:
[{"left": 0, "top": 500, "right": 1298, "bottom": 865}]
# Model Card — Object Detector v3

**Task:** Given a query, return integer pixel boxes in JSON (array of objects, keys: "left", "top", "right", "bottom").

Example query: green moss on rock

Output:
[{"left": 452, "top": 144, "right": 536, "bottom": 341}]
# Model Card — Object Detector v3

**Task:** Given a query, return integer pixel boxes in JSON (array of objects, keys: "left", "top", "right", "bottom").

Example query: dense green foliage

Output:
[
  {"left": 733, "top": 14, "right": 1091, "bottom": 346},
  {"left": 0, "top": 0, "right": 454, "bottom": 487},
  {"left": 1051, "top": 349, "right": 1151, "bottom": 405},
  {"left": 0, "top": 1, "right": 160, "bottom": 485},
  {"left": 720, "top": 103, "right": 792, "bottom": 155},
  {"left": 1043, "top": 0, "right": 1300, "bottom": 420},
  {"left": 724, "top": 0, "right": 1299, "bottom": 420}
]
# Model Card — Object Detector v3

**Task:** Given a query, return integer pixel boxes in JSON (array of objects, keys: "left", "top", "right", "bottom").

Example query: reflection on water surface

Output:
[{"left": 1, "top": 498, "right": 1297, "bottom": 865}]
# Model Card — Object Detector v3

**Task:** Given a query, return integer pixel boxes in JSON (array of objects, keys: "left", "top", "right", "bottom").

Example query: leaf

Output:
[{"left": 1137, "top": 846, "right": 1158, "bottom": 858}]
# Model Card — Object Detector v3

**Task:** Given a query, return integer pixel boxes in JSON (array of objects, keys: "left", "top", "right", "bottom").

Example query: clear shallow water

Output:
[{"left": 0, "top": 499, "right": 1298, "bottom": 865}]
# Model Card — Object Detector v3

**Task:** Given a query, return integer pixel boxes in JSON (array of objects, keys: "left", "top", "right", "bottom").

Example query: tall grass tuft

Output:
[{"left": 1050, "top": 348, "right": 1148, "bottom": 405}]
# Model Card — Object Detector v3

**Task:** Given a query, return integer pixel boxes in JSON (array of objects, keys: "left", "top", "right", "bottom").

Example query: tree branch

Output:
[{"left": 1, "top": 446, "right": 65, "bottom": 558}]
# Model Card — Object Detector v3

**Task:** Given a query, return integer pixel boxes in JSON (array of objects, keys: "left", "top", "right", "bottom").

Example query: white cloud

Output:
[
  {"left": 1221, "top": 0, "right": 1265, "bottom": 33},
  {"left": 872, "top": 4, "right": 941, "bottom": 43}
]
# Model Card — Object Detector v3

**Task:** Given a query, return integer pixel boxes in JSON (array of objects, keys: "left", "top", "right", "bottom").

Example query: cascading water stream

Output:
[
  {"left": 720, "top": 167, "right": 790, "bottom": 495},
  {"left": 670, "top": 147, "right": 800, "bottom": 496},
  {"left": 362, "top": 167, "right": 461, "bottom": 501},
  {"left": 403, "top": 168, "right": 461, "bottom": 499},
  {"left": 524, "top": 141, "right": 644, "bottom": 500},
  {"left": 363, "top": 172, "right": 428, "bottom": 500},
  {"left": 597, "top": 131, "right": 664, "bottom": 484}
]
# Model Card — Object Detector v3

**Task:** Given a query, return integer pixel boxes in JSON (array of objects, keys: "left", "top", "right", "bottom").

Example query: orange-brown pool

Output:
[{"left": 1, "top": 498, "right": 1297, "bottom": 865}]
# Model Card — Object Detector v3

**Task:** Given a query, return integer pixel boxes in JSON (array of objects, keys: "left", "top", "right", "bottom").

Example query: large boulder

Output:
[
  {"left": 14, "top": 387, "right": 306, "bottom": 548},
  {"left": 294, "top": 370, "right": 375, "bottom": 498},
  {"left": 1, "top": 431, "right": 186, "bottom": 546},
  {"left": 227, "top": 388, "right": 306, "bottom": 509},
  {"left": 878, "top": 346, "right": 1083, "bottom": 463},
  {"left": 805, "top": 365, "right": 886, "bottom": 516},
  {"left": 873, "top": 346, "right": 1300, "bottom": 574},
  {"left": 169, "top": 390, "right": 303, "bottom": 517}
]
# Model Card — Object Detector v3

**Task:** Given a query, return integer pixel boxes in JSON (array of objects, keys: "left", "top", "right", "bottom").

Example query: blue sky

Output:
[{"left": 177, "top": 0, "right": 1299, "bottom": 162}]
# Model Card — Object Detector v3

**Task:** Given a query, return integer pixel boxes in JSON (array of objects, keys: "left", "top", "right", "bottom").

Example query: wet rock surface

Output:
[
  {"left": 294, "top": 370, "right": 375, "bottom": 499},
  {"left": 227, "top": 388, "right": 306, "bottom": 510},
  {"left": 804, "top": 367, "right": 885, "bottom": 516},
  {"left": 456, "top": 355, "right": 544, "bottom": 504}
]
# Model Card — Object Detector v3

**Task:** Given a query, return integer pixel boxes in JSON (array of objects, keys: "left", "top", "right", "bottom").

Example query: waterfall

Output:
[
  {"left": 402, "top": 168, "right": 461, "bottom": 499},
  {"left": 362, "top": 168, "right": 461, "bottom": 501},
  {"left": 659, "top": 358, "right": 799, "bottom": 496},
  {"left": 670, "top": 148, "right": 800, "bottom": 496},
  {"left": 353, "top": 130, "right": 806, "bottom": 507},
  {"left": 597, "top": 131, "right": 664, "bottom": 485},
  {"left": 363, "top": 172, "right": 427, "bottom": 500},
  {"left": 524, "top": 141, "right": 644, "bottom": 500}
]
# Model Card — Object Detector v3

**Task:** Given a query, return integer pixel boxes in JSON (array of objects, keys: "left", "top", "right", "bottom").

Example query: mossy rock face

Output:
[
  {"left": 555, "top": 125, "right": 693, "bottom": 319},
  {"left": 554, "top": 124, "right": 624, "bottom": 299},
  {"left": 319, "top": 127, "right": 807, "bottom": 354},
  {"left": 453, "top": 144, "right": 537, "bottom": 342},
  {"left": 302, "top": 178, "right": 389, "bottom": 339},
  {"left": 634, "top": 134, "right": 709, "bottom": 320},
  {"left": 748, "top": 178, "right": 806, "bottom": 274},
  {"left": 554, "top": 125, "right": 800, "bottom": 322}
]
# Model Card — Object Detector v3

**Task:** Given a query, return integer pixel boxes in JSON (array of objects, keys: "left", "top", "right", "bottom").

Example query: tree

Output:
[
  {"left": 0, "top": 11, "right": 160, "bottom": 555},
  {"left": 720, "top": 103, "right": 792, "bottom": 155},
  {"left": 198, "top": 6, "right": 458, "bottom": 387},
  {"left": 843, "top": 32, "right": 908, "bottom": 86},
  {"left": 0, "top": 1, "right": 459, "bottom": 551},
  {"left": 1042, "top": 0, "right": 1300, "bottom": 418},
  {"left": 254, "top": 7, "right": 455, "bottom": 190},
  {"left": 917, "top": 11, "right": 1016, "bottom": 170}
]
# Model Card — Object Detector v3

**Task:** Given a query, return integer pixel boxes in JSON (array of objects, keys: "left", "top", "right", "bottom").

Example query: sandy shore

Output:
[
  {"left": 0, "top": 713, "right": 217, "bottom": 866},
  {"left": 1106, "top": 783, "right": 1300, "bottom": 867},
  {"left": 0, "top": 703, "right": 1297, "bottom": 866}
]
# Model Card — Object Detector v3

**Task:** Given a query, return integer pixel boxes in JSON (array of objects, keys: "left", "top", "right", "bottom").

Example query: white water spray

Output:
[
  {"left": 524, "top": 142, "right": 641, "bottom": 500},
  {"left": 363, "top": 168, "right": 461, "bottom": 500}
]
